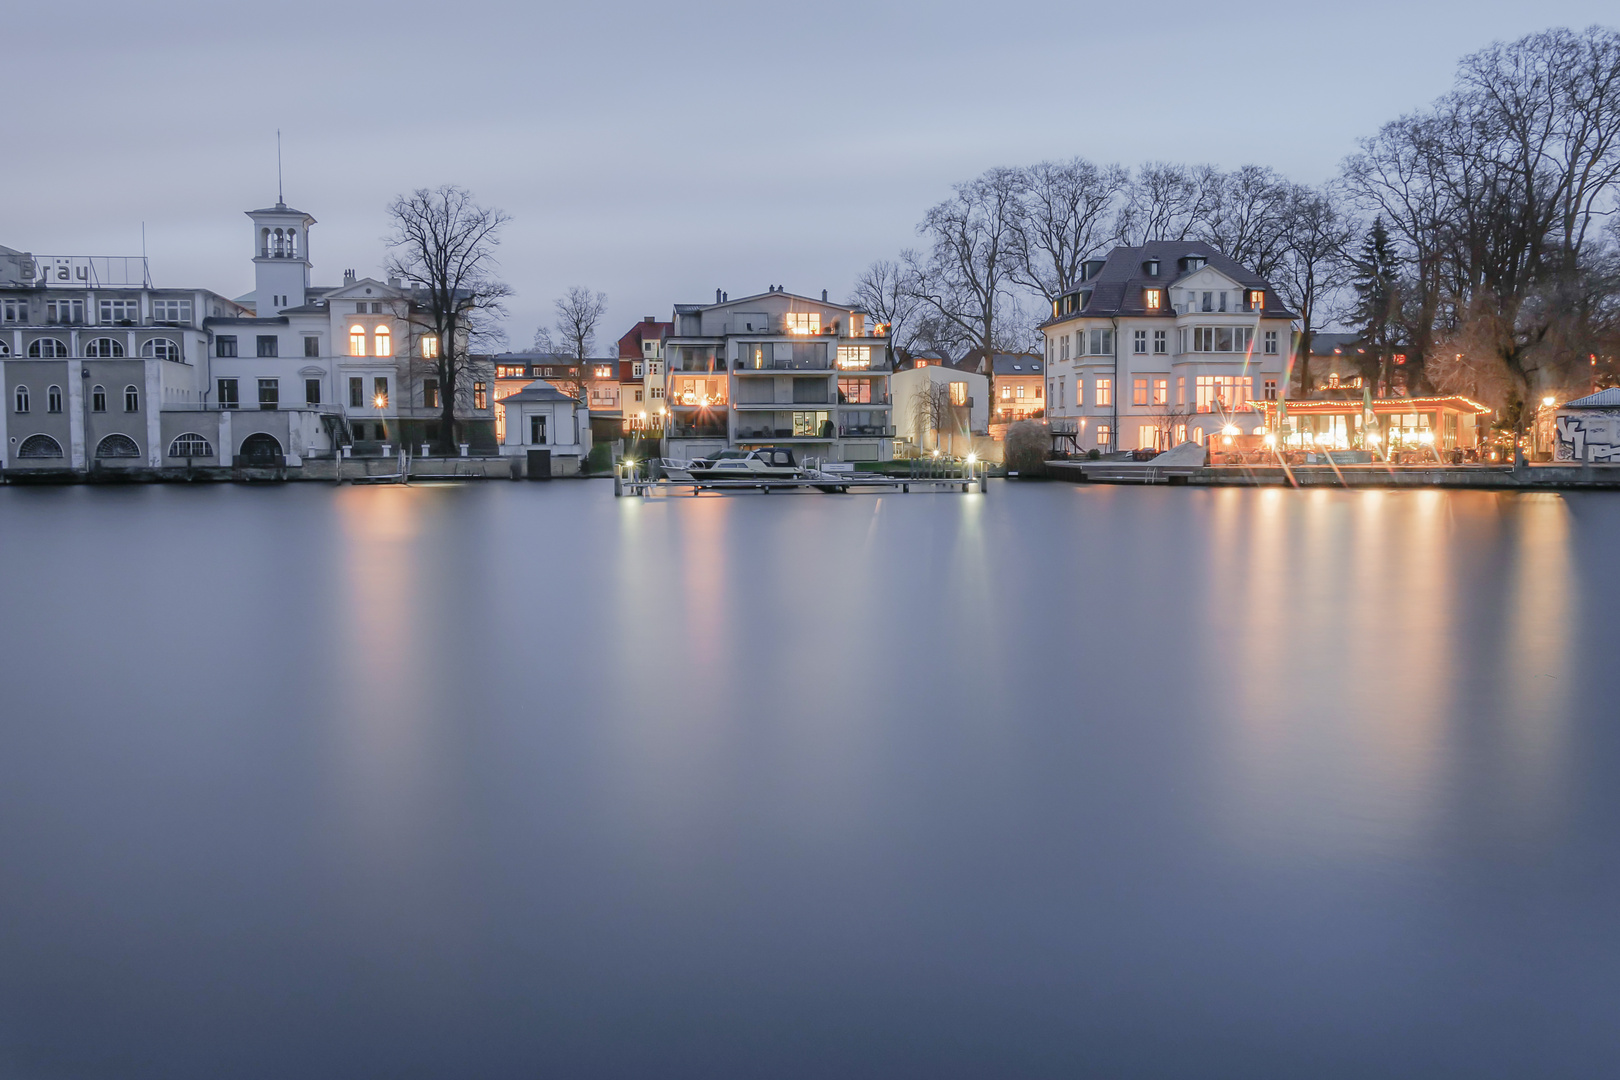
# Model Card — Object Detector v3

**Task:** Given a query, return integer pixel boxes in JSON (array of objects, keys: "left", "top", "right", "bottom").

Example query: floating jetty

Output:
[{"left": 614, "top": 464, "right": 988, "bottom": 497}]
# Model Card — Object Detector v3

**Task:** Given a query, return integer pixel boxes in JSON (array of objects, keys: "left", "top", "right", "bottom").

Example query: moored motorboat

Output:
[{"left": 686, "top": 447, "right": 806, "bottom": 482}]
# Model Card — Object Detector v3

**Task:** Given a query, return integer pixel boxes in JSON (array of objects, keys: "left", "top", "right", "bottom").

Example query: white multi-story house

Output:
[
  {"left": 1041, "top": 243, "right": 1295, "bottom": 453},
  {"left": 2, "top": 199, "right": 496, "bottom": 476},
  {"left": 663, "top": 288, "right": 893, "bottom": 463}
]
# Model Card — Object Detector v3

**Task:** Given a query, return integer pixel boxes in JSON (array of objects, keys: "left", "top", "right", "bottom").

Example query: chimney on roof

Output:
[
  {"left": 643, "top": 316, "right": 654, "bottom": 323},
  {"left": 716, "top": 288, "right": 722, "bottom": 303},
  {"left": 343, "top": 269, "right": 355, "bottom": 284},
  {"left": 821, "top": 289, "right": 828, "bottom": 302},
  {"left": 387, "top": 275, "right": 401, "bottom": 288}
]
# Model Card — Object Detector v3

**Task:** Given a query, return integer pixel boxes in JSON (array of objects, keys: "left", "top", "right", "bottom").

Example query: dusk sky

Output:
[{"left": 8, "top": 0, "right": 1616, "bottom": 350}]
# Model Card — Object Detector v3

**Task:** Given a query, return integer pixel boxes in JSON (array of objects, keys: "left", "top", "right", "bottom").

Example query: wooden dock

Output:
[{"left": 614, "top": 470, "right": 988, "bottom": 497}]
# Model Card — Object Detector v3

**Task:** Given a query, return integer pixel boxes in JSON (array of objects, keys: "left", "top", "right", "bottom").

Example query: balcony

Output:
[
  {"left": 838, "top": 425, "right": 895, "bottom": 438},
  {"left": 837, "top": 395, "right": 891, "bottom": 406},
  {"left": 258, "top": 248, "right": 303, "bottom": 259},
  {"left": 667, "top": 423, "right": 728, "bottom": 439}
]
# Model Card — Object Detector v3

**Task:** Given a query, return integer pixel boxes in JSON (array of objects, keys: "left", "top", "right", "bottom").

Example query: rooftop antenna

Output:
[{"left": 276, "top": 129, "right": 284, "bottom": 208}]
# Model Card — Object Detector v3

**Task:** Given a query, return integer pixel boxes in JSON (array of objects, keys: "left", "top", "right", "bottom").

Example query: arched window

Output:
[
  {"left": 95, "top": 433, "right": 140, "bottom": 458},
  {"left": 373, "top": 327, "right": 392, "bottom": 358},
  {"left": 273, "top": 228, "right": 285, "bottom": 256},
  {"left": 18, "top": 434, "right": 63, "bottom": 459},
  {"left": 168, "top": 433, "right": 215, "bottom": 458},
  {"left": 239, "top": 432, "right": 283, "bottom": 465},
  {"left": 0, "top": 340, "right": 11, "bottom": 356},
  {"left": 91, "top": 385, "right": 106, "bottom": 412},
  {"left": 28, "top": 338, "right": 68, "bottom": 358},
  {"left": 261, "top": 227, "right": 270, "bottom": 256},
  {"left": 85, "top": 337, "right": 125, "bottom": 357},
  {"left": 13, "top": 385, "right": 29, "bottom": 413},
  {"left": 286, "top": 229, "right": 297, "bottom": 257},
  {"left": 349, "top": 325, "right": 366, "bottom": 357},
  {"left": 47, "top": 385, "right": 62, "bottom": 413},
  {"left": 141, "top": 338, "right": 179, "bottom": 360},
  {"left": 124, "top": 385, "right": 140, "bottom": 412}
]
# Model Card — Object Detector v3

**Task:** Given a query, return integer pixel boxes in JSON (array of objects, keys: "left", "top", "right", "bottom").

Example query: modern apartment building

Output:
[
  {"left": 663, "top": 288, "right": 892, "bottom": 462},
  {"left": 1040, "top": 243, "right": 1295, "bottom": 452}
]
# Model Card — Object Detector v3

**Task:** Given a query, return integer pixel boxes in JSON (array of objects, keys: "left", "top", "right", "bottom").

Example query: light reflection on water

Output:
[{"left": 0, "top": 481, "right": 1616, "bottom": 1079}]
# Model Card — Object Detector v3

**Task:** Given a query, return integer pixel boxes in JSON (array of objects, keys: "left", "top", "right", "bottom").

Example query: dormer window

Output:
[
  {"left": 1144, "top": 288, "right": 1163, "bottom": 311},
  {"left": 1181, "top": 256, "right": 1207, "bottom": 272},
  {"left": 1247, "top": 289, "right": 1266, "bottom": 311},
  {"left": 1144, "top": 260, "right": 1160, "bottom": 277},
  {"left": 1080, "top": 259, "right": 1107, "bottom": 282}
]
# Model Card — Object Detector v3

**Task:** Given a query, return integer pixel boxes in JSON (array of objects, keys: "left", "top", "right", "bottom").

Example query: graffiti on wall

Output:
[{"left": 1554, "top": 409, "right": 1620, "bottom": 462}]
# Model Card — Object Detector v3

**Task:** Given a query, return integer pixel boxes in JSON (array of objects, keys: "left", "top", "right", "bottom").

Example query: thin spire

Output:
[{"left": 276, "top": 130, "right": 284, "bottom": 209}]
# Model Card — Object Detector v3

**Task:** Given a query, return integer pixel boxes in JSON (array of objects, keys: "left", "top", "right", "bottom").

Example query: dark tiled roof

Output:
[
  {"left": 500, "top": 380, "right": 579, "bottom": 405},
  {"left": 1043, "top": 242, "right": 1298, "bottom": 326}
]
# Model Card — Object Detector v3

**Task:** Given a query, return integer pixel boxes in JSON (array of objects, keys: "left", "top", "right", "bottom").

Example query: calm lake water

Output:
[{"left": 1, "top": 479, "right": 1618, "bottom": 1078}]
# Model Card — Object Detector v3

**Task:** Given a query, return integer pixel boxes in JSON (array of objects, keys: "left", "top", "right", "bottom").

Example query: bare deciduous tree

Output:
[
  {"left": 536, "top": 286, "right": 608, "bottom": 402},
  {"left": 848, "top": 258, "right": 921, "bottom": 354},
  {"left": 1010, "top": 157, "right": 1128, "bottom": 301},
  {"left": 1274, "top": 184, "right": 1355, "bottom": 396},
  {"left": 385, "top": 185, "right": 511, "bottom": 453},
  {"left": 1116, "top": 162, "right": 1223, "bottom": 244}
]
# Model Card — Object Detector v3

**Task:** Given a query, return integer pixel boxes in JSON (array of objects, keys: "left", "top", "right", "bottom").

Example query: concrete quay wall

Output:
[{"left": 1047, "top": 461, "right": 1620, "bottom": 490}]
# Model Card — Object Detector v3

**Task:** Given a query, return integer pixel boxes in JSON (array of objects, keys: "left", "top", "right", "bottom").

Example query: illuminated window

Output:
[
  {"left": 373, "top": 377, "right": 389, "bottom": 408},
  {"left": 1138, "top": 425, "right": 1158, "bottom": 450},
  {"left": 595, "top": 365, "right": 612, "bottom": 379},
  {"left": 1095, "top": 378, "right": 1111, "bottom": 407},
  {"left": 1248, "top": 290, "right": 1266, "bottom": 311},
  {"left": 948, "top": 381, "right": 967, "bottom": 407},
  {"left": 838, "top": 378, "right": 871, "bottom": 404},
  {"left": 424, "top": 379, "right": 439, "bottom": 409},
  {"left": 1177, "top": 377, "right": 1185, "bottom": 406},
  {"left": 1001, "top": 386, "right": 1012, "bottom": 401},
  {"left": 1194, "top": 375, "right": 1253, "bottom": 413},
  {"left": 475, "top": 381, "right": 487, "bottom": 409},
  {"left": 836, "top": 345, "right": 871, "bottom": 369},
  {"left": 1133, "top": 378, "right": 1148, "bottom": 406},
  {"left": 1096, "top": 425, "right": 1111, "bottom": 446},
  {"left": 1016, "top": 385, "right": 1025, "bottom": 400},
  {"left": 1144, "top": 288, "right": 1162, "bottom": 310},
  {"left": 1153, "top": 379, "right": 1168, "bottom": 406},
  {"left": 374, "top": 328, "right": 392, "bottom": 358},
  {"left": 349, "top": 326, "right": 366, "bottom": 356},
  {"left": 422, "top": 334, "right": 440, "bottom": 359},
  {"left": 785, "top": 312, "right": 821, "bottom": 335}
]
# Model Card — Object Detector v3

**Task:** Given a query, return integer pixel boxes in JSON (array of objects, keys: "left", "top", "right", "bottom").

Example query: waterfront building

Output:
[
  {"left": 1553, "top": 388, "right": 1620, "bottom": 463},
  {"left": 1253, "top": 395, "right": 1491, "bottom": 457},
  {"left": 616, "top": 316, "right": 671, "bottom": 438},
  {"left": 489, "top": 351, "right": 617, "bottom": 445},
  {"left": 497, "top": 380, "right": 590, "bottom": 475},
  {"left": 1041, "top": 244, "right": 1295, "bottom": 452},
  {"left": 890, "top": 363, "right": 988, "bottom": 456},
  {"left": 2, "top": 200, "right": 496, "bottom": 476},
  {"left": 663, "top": 288, "right": 893, "bottom": 463}
]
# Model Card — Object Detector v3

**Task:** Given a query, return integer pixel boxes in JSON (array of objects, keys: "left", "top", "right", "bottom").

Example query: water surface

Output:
[{"left": 1, "top": 480, "right": 1617, "bottom": 1077}]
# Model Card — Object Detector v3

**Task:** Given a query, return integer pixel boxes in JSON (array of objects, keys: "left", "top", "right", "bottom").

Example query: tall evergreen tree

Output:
[{"left": 1348, "top": 218, "right": 1400, "bottom": 393}]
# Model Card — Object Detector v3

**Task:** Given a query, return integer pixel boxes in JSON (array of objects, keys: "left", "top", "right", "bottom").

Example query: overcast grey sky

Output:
[{"left": 6, "top": 0, "right": 1615, "bottom": 350}]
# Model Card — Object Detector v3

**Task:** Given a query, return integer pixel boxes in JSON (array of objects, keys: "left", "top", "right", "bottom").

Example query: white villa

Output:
[{"left": 1040, "top": 243, "right": 1295, "bottom": 452}]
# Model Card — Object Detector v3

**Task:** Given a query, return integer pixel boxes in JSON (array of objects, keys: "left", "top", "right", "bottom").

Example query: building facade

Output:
[
  {"left": 1041, "top": 243, "right": 1295, "bottom": 452},
  {"left": 3, "top": 200, "right": 496, "bottom": 476},
  {"left": 616, "top": 317, "right": 671, "bottom": 437},
  {"left": 662, "top": 288, "right": 892, "bottom": 463}
]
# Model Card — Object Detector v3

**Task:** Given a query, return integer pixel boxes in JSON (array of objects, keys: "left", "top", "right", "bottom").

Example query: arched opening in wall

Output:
[
  {"left": 261, "top": 228, "right": 270, "bottom": 257},
  {"left": 168, "top": 433, "right": 215, "bottom": 458},
  {"left": 95, "top": 434, "right": 141, "bottom": 459},
  {"left": 239, "top": 432, "right": 283, "bottom": 465},
  {"left": 18, "top": 434, "right": 63, "bottom": 459}
]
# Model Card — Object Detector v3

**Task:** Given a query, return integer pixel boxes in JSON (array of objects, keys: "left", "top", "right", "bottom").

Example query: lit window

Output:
[
  {"left": 1144, "top": 288, "right": 1162, "bottom": 310},
  {"left": 422, "top": 334, "right": 440, "bottom": 359},
  {"left": 949, "top": 381, "right": 967, "bottom": 407},
  {"left": 1095, "top": 378, "right": 1111, "bottom": 407},
  {"left": 373, "top": 377, "right": 389, "bottom": 408},
  {"left": 1248, "top": 290, "right": 1266, "bottom": 311},
  {"left": 349, "top": 326, "right": 366, "bottom": 356},
  {"left": 1154, "top": 379, "right": 1168, "bottom": 406},
  {"left": 786, "top": 312, "right": 821, "bottom": 335},
  {"left": 1138, "top": 425, "right": 1159, "bottom": 450},
  {"left": 838, "top": 378, "right": 872, "bottom": 404},
  {"left": 474, "top": 381, "right": 487, "bottom": 409},
  {"left": 1194, "top": 375, "right": 1253, "bottom": 413},
  {"left": 374, "top": 328, "right": 392, "bottom": 358},
  {"left": 1096, "top": 425, "right": 1111, "bottom": 446},
  {"left": 836, "top": 345, "right": 871, "bottom": 369},
  {"left": 1001, "top": 386, "right": 1011, "bottom": 401},
  {"left": 1133, "top": 378, "right": 1148, "bottom": 406}
]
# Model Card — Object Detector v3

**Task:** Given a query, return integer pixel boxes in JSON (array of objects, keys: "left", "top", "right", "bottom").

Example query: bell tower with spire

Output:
[{"left": 246, "top": 199, "right": 315, "bottom": 315}]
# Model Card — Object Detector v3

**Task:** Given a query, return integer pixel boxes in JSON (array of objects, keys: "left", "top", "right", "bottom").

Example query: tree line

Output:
[{"left": 854, "top": 25, "right": 1620, "bottom": 425}]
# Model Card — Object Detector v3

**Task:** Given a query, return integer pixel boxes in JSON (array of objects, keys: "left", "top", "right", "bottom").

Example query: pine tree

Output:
[{"left": 1348, "top": 218, "right": 1400, "bottom": 393}]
